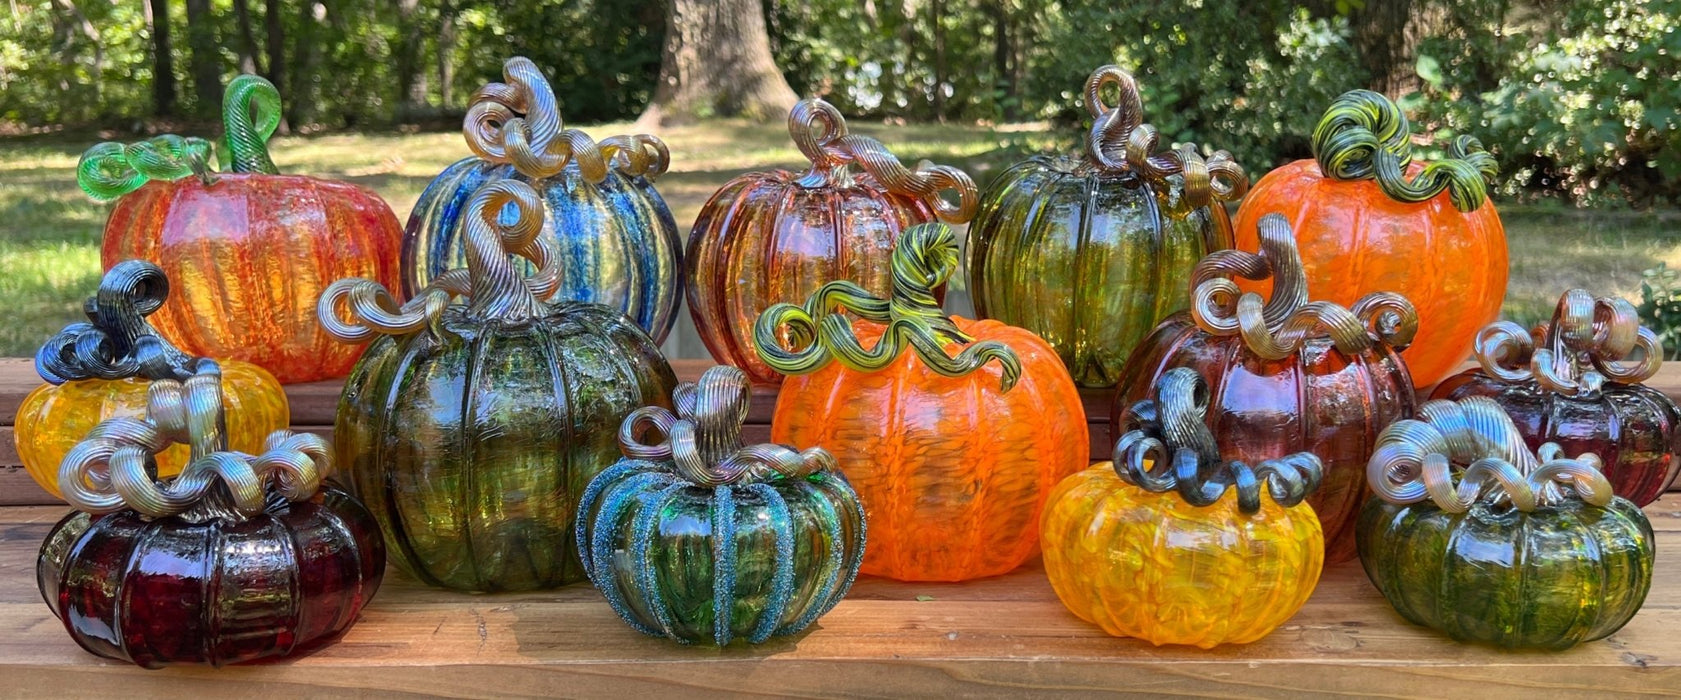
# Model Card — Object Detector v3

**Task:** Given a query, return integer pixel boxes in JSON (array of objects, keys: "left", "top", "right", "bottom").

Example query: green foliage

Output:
[{"left": 1639, "top": 263, "right": 1681, "bottom": 361}]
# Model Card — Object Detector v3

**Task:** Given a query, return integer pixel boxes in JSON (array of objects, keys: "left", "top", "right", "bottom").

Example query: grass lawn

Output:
[{"left": 0, "top": 121, "right": 1675, "bottom": 359}]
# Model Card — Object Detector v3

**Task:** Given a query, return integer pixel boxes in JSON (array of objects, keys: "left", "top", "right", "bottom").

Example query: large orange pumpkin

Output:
[
  {"left": 1233, "top": 89, "right": 1505, "bottom": 388},
  {"left": 756, "top": 223, "right": 1088, "bottom": 582}
]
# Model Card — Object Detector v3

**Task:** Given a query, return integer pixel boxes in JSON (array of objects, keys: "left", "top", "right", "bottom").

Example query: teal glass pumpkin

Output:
[
  {"left": 578, "top": 365, "right": 866, "bottom": 645},
  {"left": 1358, "top": 396, "right": 1655, "bottom": 649},
  {"left": 966, "top": 66, "right": 1249, "bottom": 388},
  {"left": 401, "top": 56, "right": 681, "bottom": 343},
  {"left": 322, "top": 178, "right": 677, "bottom": 592}
]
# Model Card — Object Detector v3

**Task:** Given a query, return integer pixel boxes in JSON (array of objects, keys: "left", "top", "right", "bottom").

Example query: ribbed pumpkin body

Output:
[
  {"left": 968, "top": 157, "right": 1234, "bottom": 388},
  {"left": 14, "top": 360, "right": 288, "bottom": 499},
  {"left": 335, "top": 302, "right": 676, "bottom": 591},
  {"left": 36, "top": 484, "right": 385, "bottom": 668},
  {"left": 1433, "top": 372, "right": 1681, "bottom": 506},
  {"left": 771, "top": 318, "right": 1088, "bottom": 581},
  {"left": 1041, "top": 464, "right": 1323, "bottom": 648},
  {"left": 1113, "top": 314, "right": 1415, "bottom": 561},
  {"left": 1234, "top": 160, "right": 1507, "bottom": 388},
  {"left": 1356, "top": 497, "right": 1653, "bottom": 649},
  {"left": 403, "top": 158, "right": 682, "bottom": 343},
  {"left": 687, "top": 170, "right": 937, "bottom": 385},
  {"left": 101, "top": 174, "right": 403, "bottom": 383},
  {"left": 577, "top": 460, "right": 867, "bottom": 645}
]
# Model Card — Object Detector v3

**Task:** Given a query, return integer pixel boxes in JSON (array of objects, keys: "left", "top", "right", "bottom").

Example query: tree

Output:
[
  {"left": 145, "top": 0, "right": 177, "bottom": 117},
  {"left": 637, "top": 0, "right": 798, "bottom": 126},
  {"left": 232, "top": 0, "right": 261, "bottom": 74},
  {"left": 263, "top": 0, "right": 285, "bottom": 107},
  {"left": 183, "top": 0, "right": 223, "bottom": 115}
]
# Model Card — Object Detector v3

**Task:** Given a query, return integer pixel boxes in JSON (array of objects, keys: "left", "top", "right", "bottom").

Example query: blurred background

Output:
[{"left": 1, "top": 0, "right": 1678, "bottom": 360}]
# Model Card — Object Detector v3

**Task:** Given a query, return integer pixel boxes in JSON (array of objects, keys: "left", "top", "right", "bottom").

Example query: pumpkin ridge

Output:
[
  {"left": 1069, "top": 170, "right": 1099, "bottom": 375},
  {"left": 320, "top": 492, "right": 368, "bottom": 636},
  {"left": 368, "top": 334, "right": 433, "bottom": 583},
  {"left": 956, "top": 359, "right": 994, "bottom": 579},
  {"left": 1572, "top": 508, "right": 1610, "bottom": 646},
  {"left": 634, "top": 482, "right": 688, "bottom": 639},
  {"left": 746, "top": 482, "right": 798, "bottom": 643},
  {"left": 457, "top": 327, "right": 490, "bottom": 588},
  {"left": 711, "top": 484, "right": 738, "bottom": 645},
  {"left": 202, "top": 518, "right": 223, "bottom": 666},
  {"left": 267, "top": 514, "right": 305, "bottom": 659},
  {"left": 112, "top": 517, "right": 161, "bottom": 665},
  {"left": 535, "top": 318, "right": 579, "bottom": 583},
  {"left": 1009, "top": 170, "right": 1059, "bottom": 340},
  {"left": 1511, "top": 513, "right": 1533, "bottom": 646}
]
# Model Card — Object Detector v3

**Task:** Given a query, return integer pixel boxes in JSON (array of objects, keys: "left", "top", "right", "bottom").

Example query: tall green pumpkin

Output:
[
  {"left": 966, "top": 65, "right": 1249, "bottom": 387},
  {"left": 320, "top": 178, "right": 676, "bottom": 592},
  {"left": 1357, "top": 396, "right": 1654, "bottom": 650}
]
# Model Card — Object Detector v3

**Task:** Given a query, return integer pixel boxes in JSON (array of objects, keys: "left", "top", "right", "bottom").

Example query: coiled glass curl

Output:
[
  {"left": 465, "top": 56, "right": 669, "bottom": 183},
  {"left": 35, "top": 260, "right": 194, "bottom": 385},
  {"left": 1473, "top": 288, "right": 1663, "bottom": 398},
  {"left": 1082, "top": 65, "right": 1249, "bottom": 208},
  {"left": 1312, "top": 89, "right": 1498, "bottom": 212},
  {"left": 788, "top": 98, "right": 978, "bottom": 222}
]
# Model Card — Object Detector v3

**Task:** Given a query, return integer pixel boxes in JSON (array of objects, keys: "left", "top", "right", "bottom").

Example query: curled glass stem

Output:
[
  {"left": 1082, "top": 65, "right": 1249, "bottom": 207},
  {"left": 57, "top": 361, "right": 330, "bottom": 520},
  {"left": 76, "top": 135, "right": 216, "bottom": 202},
  {"left": 464, "top": 56, "right": 668, "bottom": 183},
  {"left": 1191, "top": 213, "right": 1418, "bottom": 359},
  {"left": 787, "top": 98, "right": 978, "bottom": 223},
  {"left": 36, "top": 260, "right": 194, "bottom": 385},
  {"left": 755, "top": 223, "right": 1022, "bottom": 391},
  {"left": 1368, "top": 396, "right": 1613, "bottom": 512},
  {"left": 1474, "top": 288, "right": 1662, "bottom": 397},
  {"left": 618, "top": 365, "right": 834, "bottom": 487},
  {"left": 221, "top": 74, "right": 283, "bottom": 175},
  {"left": 1312, "top": 89, "right": 1498, "bottom": 212},
  {"left": 1113, "top": 367, "right": 1323, "bottom": 515}
]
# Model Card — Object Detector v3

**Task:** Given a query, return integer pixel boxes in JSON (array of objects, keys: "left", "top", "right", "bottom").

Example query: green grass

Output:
[{"left": 0, "top": 122, "right": 1674, "bottom": 357}]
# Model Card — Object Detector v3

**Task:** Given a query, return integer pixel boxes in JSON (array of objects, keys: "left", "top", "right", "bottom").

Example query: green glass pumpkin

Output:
[
  {"left": 320, "top": 178, "right": 677, "bottom": 592},
  {"left": 1357, "top": 396, "right": 1655, "bottom": 650},
  {"left": 578, "top": 365, "right": 866, "bottom": 645},
  {"left": 966, "top": 65, "right": 1249, "bottom": 387}
]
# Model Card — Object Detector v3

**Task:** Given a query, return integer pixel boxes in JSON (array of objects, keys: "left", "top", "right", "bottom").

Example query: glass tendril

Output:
[
  {"left": 1474, "top": 288, "right": 1662, "bottom": 397},
  {"left": 76, "top": 135, "right": 216, "bottom": 202},
  {"left": 1113, "top": 367, "right": 1323, "bottom": 515},
  {"left": 36, "top": 260, "right": 194, "bottom": 385},
  {"left": 618, "top": 365, "right": 835, "bottom": 488},
  {"left": 1368, "top": 396, "right": 1614, "bottom": 513},
  {"left": 1191, "top": 213, "right": 1418, "bottom": 360},
  {"left": 788, "top": 98, "right": 979, "bottom": 223},
  {"left": 221, "top": 73, "right": 284, "bottom": 175},
  {"left": 1311, "top": 89, "right": 1498, "bottom": 212},
  {"left": 754, "top": 222, "right": 1022, "bottom": 391},
  {"left": 1082, "top": 65, "right": 1249, "bottom": 207},
  {"left": 464, "top": 56, "right": 669, "bottom": 183}
]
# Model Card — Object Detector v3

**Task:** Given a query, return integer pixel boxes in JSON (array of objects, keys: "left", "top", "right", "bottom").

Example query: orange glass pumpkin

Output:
[
  {"left": 79, "top": 75, "right": 402, "bottom": 383},
  {"left": 1233, "top": 89, "right": 1505, "bottom": 388},
  {"left": 757, "top": 223, "right": 1088, "bottom": 582},
  {"left": 15, "top": 261, "right": 288, "bottom": 500},
  {"left": 688, "top": 98, "right": 978, "bottom": 385}
]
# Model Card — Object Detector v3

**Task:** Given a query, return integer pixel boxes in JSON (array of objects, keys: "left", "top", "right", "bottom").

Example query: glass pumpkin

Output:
[
  {"left": 81, "top": 76, "right": 403, "bottom": 383},
  {"left": 577, "top": 365, "right": 866, "bottom": 645},
  {"left": 1432, "top": 289, "right": 1681, "bottom": 505},
  {"left": 967, "top": 66, "right": 1249, "bottom": 388},
  {"left": 1358, "top": 396, "right": 1654, "bottom": 650},
  {"left": 756, "top": 223, "right": 1088, "bottom": 582},
  {"left": 1044, "top": 368, "right": 1324, "bottom": 648},
  {"left": 688, "top": 98, "right": 978, "bottom": 385},
  {"left": 321, "top": 178, "right": 677, "bottom": 592},
  {"left": 403, "top": 56, "right": 681, "bottom": 343},
  {"left": 1233, "top": 89, "right": 1506, "bottom": 389},
  {"left": 1112, "top": 214, "right": 1418, "bottom": 562},
  {"left": 14, "top": 260, "right": 288, "bottom": 499},
  {"left": 37, "top": 361, "right": 385, "bottom": 668}
]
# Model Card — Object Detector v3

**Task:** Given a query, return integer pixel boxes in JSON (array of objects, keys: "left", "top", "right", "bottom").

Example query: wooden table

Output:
[{"left": 3, "top": 359, "right": 1679, "bottom": 696}]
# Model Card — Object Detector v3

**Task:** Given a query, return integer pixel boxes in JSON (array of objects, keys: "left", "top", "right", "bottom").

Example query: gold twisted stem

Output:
[
  {"left": 755, "top": 223, "right": 1022, "bottom": 391},
  {"left": 1368, "top": 396, "right": 1613, "bottom": 512},
  {"left": 787, "top": 98, "right": 978, "bottom": 223},
  {"left": 1113, "top": 367, "right": 1323, "bottom": 515},
  {"left": 57, "top": 361, "right": 330, "bottom": 520},
  {"left": 618, "top": 365, "right": 834, "bottom": 487},
  {"left": 1312, "top": 89, "right": 1497, "bottom": 212},
  {"left": 463, "top": 56, "right": 669, "bottom": 182},
  {"left": 1082, "top": 66, "right": 1249, "bottom": 207},
  {"left": 1474, "top": 288, "right": 1662, "bottom": 397},
  {"left": 320, "top": 179, "right": 561, "bottom": 341},
  {"left": 1191, "top": 213, "right": 1418, "bottom": 359}
]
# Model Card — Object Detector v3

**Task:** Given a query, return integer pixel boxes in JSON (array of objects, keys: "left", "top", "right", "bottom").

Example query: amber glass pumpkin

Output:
[
  {"left": 688, "top": 98, "right": 978, "bottom": 385},
  {"left": 1113, "top": 214, "right": 1418, "bottom": 562},
  {"left": 756, "top": 223, "right": 1087, "bottom": 582},
  {"left": 578, "top": 366, "right": 866, "bottom": 646},
  {"left": 80, "top": 75, "right": 403, "bottom": 383},
  {"left": 1233, "top": 89, "right": 1505, "bottom": 388},
  {"left": 1433, "top": 290, "right": 1681, "bottom": 506},
  {"left": 14, "top": 261, "right": 288, "bottom": 499},
  {"left": 37, "top": 362, "right": 384, "bottom": 668},
  {"left": 404, "top": 57, "right": 680, "bottom": 342},
  {"left": 1045, "top": 368, "right": 1324, "bottom": 648},
  {"left": 1359, "top": 396, "right": 1653, "bottom": 649},
  {"left": 968, "top": 66, "right": 1249, "bottom": 388},
  {"left": 321, "top": 179, "right": 676, "bottom": 592}
]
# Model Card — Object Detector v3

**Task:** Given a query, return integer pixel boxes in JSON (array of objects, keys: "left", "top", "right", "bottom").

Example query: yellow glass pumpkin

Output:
[
  {"left": 14, "top": 261, "right": 288, "bottom": 499},
  {"left": 1042, "top": 368, "right": 1324, "bottom": 648}
]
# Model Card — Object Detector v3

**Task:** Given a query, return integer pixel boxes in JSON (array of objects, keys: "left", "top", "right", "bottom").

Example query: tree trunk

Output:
[
  {"left": 264, "top": 0, "right": 285, "bottom": 102},
  {"left": 287, "top": 1, "right": 323, "bottom": 127},
  {"left": 232, "top": 0, "right": 262, "bottom": 74},
  {"left": 393, "top": 0, "right": 426, "bottom": 118},
  {"left": 145, "top": 0, "right": 177, "bottom": 117},
  {"left": 436, "top": 3, "right": 456, "bottom": 109},
  {"left": 989, "top": 1, "right": 1013, "bottom": 120},
  {"left": 931, "top": 0, "right": 947, "bottom": 122},
  {"left": 637, "top": 0, "right": 798, "bottom": 127},
  {"left": 184, "top": 0, "right": 224, "bottom": 116},
  {"left": 1349, "top": 0, "right": 1437, "bottom": 97}
]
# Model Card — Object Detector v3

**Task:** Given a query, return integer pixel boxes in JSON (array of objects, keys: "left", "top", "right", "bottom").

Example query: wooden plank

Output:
[{"left": 0, "top": 497, "right": 1678, "bottom": 694}]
